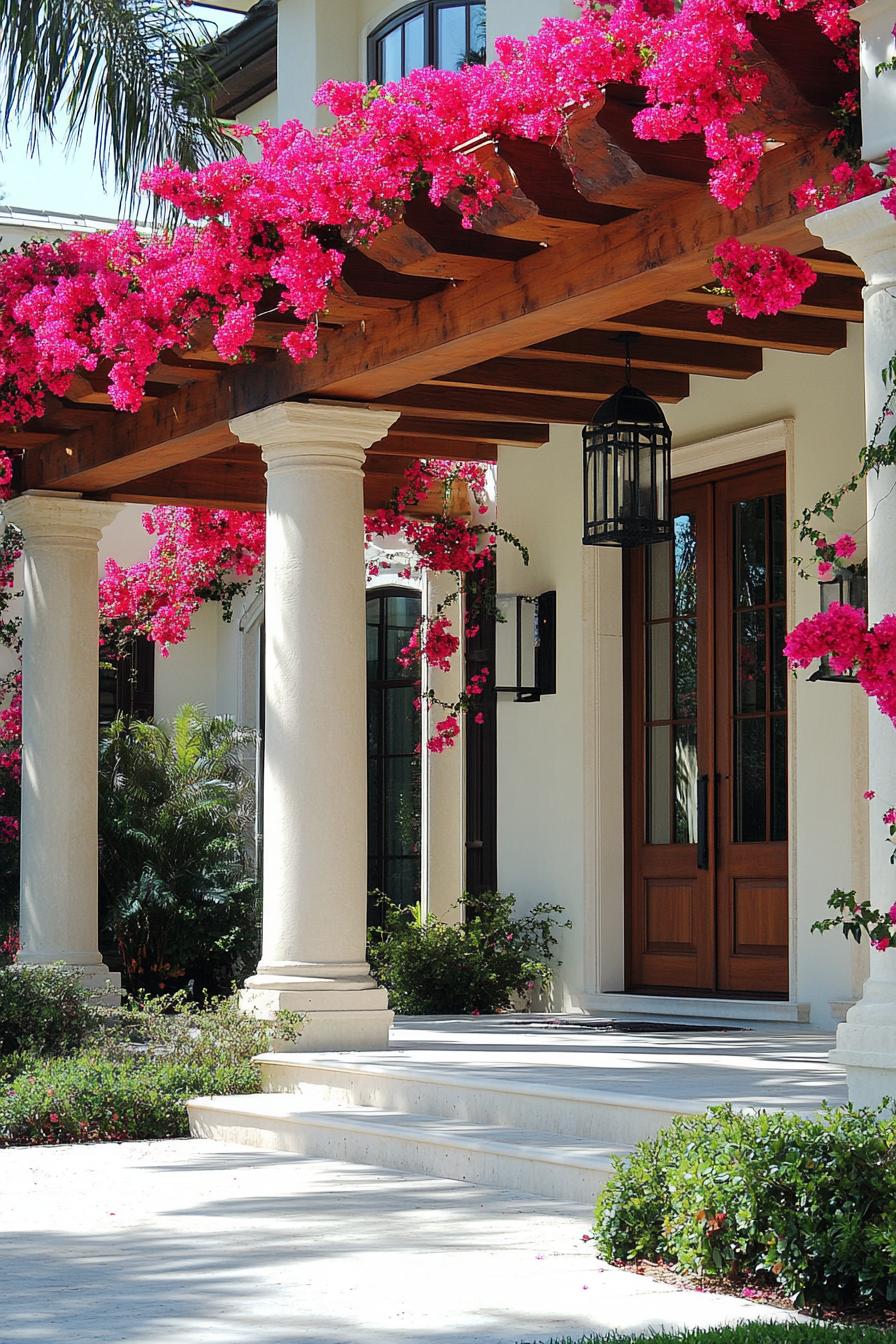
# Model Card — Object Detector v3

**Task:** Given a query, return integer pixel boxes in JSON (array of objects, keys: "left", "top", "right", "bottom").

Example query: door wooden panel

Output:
[{"left": 626, "top": 458, "right": 788, "bottom": 997}]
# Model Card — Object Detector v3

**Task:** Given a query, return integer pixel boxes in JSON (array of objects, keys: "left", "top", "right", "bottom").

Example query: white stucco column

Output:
[
  {"left": 229, "top": 401, "right": 399, "bottom": 1050},
  {"left": 3, "top": 492, "right": 121, "bottom": 995},
  {"left": 810, "top": 193, "right": 896, "bottom": 1104},
  {"left": 420, "top": 569, "right": 466, "bottom": 925}
]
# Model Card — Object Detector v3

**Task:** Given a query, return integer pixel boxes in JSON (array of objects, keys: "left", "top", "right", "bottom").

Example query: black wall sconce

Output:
[
  {"left": 494, "top": 591, "right": 556, "bottom": 703},
  {"left": 809, "top": 564, "right": 868, "bottom": 683}
]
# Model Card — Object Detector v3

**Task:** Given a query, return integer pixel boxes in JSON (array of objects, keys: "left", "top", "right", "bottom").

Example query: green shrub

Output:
[
  {"left": 594, "top": 1102, "right": 896, "bottom": 1308},
  {"left": 98, "top": 706, "right": 260, "bottom": 995},
  {"left": 368, "top": 889, "right": 569, "bottom": 1015},
  {"left": 0, "top": 963, "right": 98, "bottom": 1055},
  {"left": 0, "top": 992, "right": 302, "bottom": 1146},
  {"left": 0, "top": 1053, "right": 236, "bottom": 1144}
]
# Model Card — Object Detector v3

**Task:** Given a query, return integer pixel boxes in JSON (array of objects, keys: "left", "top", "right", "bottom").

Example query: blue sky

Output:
[{"left": 0, "top": 5, "right": 240, "bottom": 220}]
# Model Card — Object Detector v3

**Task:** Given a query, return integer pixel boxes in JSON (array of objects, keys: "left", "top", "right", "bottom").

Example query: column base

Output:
[
  {"left": 830, "top": 977, "right": 896, "bottom": 1110},
  {"left": 15, "top": 958, "right": 121, "bottom": 1007},
  {"left": 240, "top": 969, "right": 393, "bottom": 1051}
]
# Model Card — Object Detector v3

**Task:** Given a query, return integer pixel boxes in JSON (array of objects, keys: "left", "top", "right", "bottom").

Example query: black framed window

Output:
[
  {"left": 367, "top": 589, "right": 422, "bottom": 923},
  {"left": 369, "top": 2, "right": 486, "bottom": 82},
  {"left": 99, "top": 637, "right": 155, "bottom": 725}
]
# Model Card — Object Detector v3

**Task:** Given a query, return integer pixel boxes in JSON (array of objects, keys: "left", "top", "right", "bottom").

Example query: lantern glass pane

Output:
[
  {"left": 637, "top": 440, "right": 654, "bottom": 520},
  {"left": 495, "top": 593, "right": 516, "bottom": 685},
  {"left": 819, "top": 576, "right": 843, "bottom": 613}
]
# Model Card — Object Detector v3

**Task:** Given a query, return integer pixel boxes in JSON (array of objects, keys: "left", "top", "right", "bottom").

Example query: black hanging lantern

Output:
[
  {"left": 809, "top": 564, "right": 868, "bottom": 683},
  {"left": 582, "top": 334, "right": 672, "bottom": 547}
]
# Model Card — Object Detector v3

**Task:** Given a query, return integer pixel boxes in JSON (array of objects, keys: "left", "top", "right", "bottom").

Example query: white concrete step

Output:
[
  {"left": 188, "top": 1093, "right": 626, "bottom": 1204},
  {"left": 578, "top": 992, "right": 810, "bottom": 1024},
  {"left": 254, "top": 1053, "right": 696, "bottom": 1146}
]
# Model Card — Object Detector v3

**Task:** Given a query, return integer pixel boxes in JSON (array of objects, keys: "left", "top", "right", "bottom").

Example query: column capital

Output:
[
  {"left": 808, "top": 193, "right": 896, "bottom": 292},
  {"left": 4, "top": 492, "right": 122, "bottom": 545},
  {"left": 230, "top": 400, "right": 400, "bottom": 470}
]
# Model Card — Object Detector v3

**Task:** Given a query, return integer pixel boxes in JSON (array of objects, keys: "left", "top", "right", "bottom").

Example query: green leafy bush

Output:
[
  {"left": 368, "top": 889, "right": 569, "bottom": 1015},
  {"left": 98, "top": 706, "right": 260, "bottom": 995},
  {"left": 0, "top": 963, "right": 98, "bottom": 1055},
  {"left": 0, "top": 992, "right": 302, "bottom": 1146},
  {"left": 594, "top": 1102, "right": 896, "bottom": 1308}
]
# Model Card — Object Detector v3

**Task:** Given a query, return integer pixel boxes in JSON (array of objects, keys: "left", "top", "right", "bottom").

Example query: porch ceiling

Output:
[{"left": 7, "top": 10, "right": 862, "bottom": 516}]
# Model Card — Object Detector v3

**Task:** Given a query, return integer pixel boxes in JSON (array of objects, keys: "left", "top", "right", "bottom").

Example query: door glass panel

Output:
[
  {"left": 645, "top": 510, "right": 697, "bottom": 847},
  {"left": 673, "top": 618, "right": 697, "bottom": 719},
  {"left": 648, "top": 623, "right": 671, "bottom": 721},
  {"left": 648, "top": 724, "right": 672, "bottom": 845},
  {"left": 770, "top": 493, "right": 786, "bottom": 603},
  {"left": 734, "top": 497, "right": 767, "bottom": 608},
  {"left": 674, "top": 723, "right": 698, "bottom": 843},
  {"left": 771, "top": 606, "right": 787, "bottom": 711},
  {"left": 735, "top": 714, "right": 766, "bottom": 842},
  {"left": 648, "top": 541, "right": 670, "bottom": 620},
  {"left": 674, "top": 513, "right": 698, "bottom": 615},
  {"left": 730, "top": 490, "right": 787, "bottom": 844},
  {"left": 735, "top": 610, "right": 766, "bottom": 713}
]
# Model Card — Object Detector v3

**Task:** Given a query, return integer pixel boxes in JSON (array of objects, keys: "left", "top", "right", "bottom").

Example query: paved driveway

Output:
[{"left": 2, "top": 1139, "right": 798, "bottom": 1344}]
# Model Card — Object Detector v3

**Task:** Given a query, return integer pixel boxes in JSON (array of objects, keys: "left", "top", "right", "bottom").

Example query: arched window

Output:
[
  {"left": 368, "top": 2, "right": 486, "bottom": 83},
  {"left": 366, "top": 588, "right": 422, "bottom": 922}
]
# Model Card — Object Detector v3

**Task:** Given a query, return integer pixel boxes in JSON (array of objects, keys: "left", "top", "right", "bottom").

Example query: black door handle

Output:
[{"left": 697, "top": 773, "right": 709, "bottom": 870}]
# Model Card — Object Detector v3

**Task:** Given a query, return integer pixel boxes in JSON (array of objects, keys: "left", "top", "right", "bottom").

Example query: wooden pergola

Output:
[{"left": 5, "top": 11, "right": 862, "bottom": 514}]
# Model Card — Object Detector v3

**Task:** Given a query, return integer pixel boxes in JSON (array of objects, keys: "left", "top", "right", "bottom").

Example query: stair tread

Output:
[
  {"left": 254, "top": 1053, "right": 713, "bottom": 1115},
  {"left": 189, "top": 1094, "right": 630, "bottom": 1169}
]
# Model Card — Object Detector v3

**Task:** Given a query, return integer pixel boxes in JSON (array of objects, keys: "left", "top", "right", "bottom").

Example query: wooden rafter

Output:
[{"left": 20, "top": 130, "right": 843, "bottom": 497}]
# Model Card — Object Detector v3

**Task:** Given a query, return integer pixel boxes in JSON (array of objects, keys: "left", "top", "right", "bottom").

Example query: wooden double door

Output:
[{"left": 625, "top": 458, "right": 789, "bottom": 996}]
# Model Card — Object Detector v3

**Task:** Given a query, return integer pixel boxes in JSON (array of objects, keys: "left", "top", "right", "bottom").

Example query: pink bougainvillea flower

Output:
[{"left": 833, "top": 533, "right": 857, "bottom": 560}]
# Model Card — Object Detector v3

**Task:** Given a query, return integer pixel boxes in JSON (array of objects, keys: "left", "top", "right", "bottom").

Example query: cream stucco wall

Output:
[
  {"left": 0, "top": 503, "right": 259, "bottom": 733},
  {"left": 497, "top": 325, "right": 869, "bottom": 1025},
  {"left": 237, "top": 0, "right": 578, "bottom": 133}
]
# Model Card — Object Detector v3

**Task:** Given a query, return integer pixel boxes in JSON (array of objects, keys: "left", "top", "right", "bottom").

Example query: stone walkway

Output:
[{"left": 2, "top": 1139, "right": 801, "bottom": 1344}]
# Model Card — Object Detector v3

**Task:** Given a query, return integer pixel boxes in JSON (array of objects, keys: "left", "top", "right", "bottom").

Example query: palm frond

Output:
[{"left": 0, "top": 0, "right": 239, "bottom": 216}]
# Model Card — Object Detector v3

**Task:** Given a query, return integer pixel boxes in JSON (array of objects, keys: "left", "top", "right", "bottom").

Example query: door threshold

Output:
[{"left": 578, "top": 991, "right": 809, "bottom": 1025}]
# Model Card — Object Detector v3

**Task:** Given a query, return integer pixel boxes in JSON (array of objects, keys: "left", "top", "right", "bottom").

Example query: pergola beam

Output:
[{"left": 23, "top": 133, "right": 836, "bottom": 494}]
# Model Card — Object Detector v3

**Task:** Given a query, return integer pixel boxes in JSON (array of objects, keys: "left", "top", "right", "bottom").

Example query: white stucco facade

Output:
[
  {"left": 4, "top": 0, "right": 893, "bottom": 1078},
  {"left": 496, "top": 329, "right": 869, "bottom": 1026}
]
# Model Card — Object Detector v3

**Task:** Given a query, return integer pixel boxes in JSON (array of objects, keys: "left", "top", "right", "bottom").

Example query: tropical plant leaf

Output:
[{"left": 0, "top": 0, "right": 238, "bottom": 215}]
